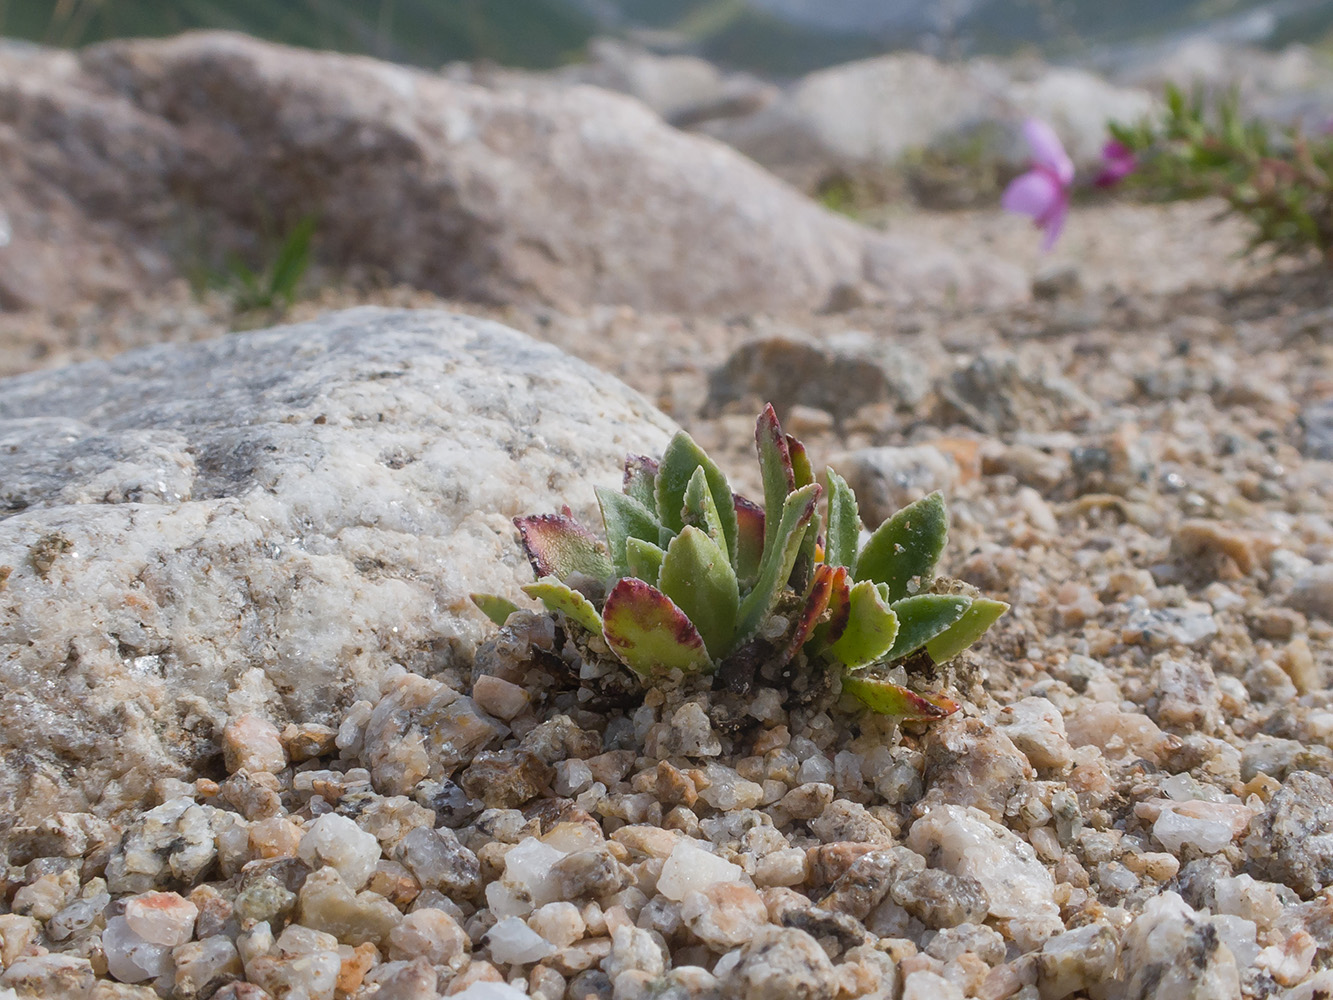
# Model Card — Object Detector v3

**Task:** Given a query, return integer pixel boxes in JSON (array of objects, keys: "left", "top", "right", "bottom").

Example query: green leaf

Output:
[
  {"left": 823, "top": 468, "right": 860, "bottom": 573},
  {"left": 841, "top": 674, "right": 960, "bottom": 721},
  {"left": 522, "top": 577, "right": 604, "bottom": 635},
  {"left": 514, "top": 514, "right": 615, "bottom": 581},
  {"left": 786, "top": 435, "right": 819, "bottom": 593},
  {"left": 654, "top": 431, "right": 737, "bottom": 563},
  {"left": 755, "top": 405, "right": 795, "bottom": 555},
  {"left": 733, "top": 495, "right": 765, "bottom": 587},
  {"left": 778, "top": 563, "right": 837, "bottom": 666},
  {"left": 682, "top": 466, "right": 727, "bottom": 552},
  {"left": 625, "top": 537, "right": 666, "bottom": 585},
  {"left": 925, "top": 598, "right": 1009, "bottom": 664},
  {"left": 854, "top": 491, "right": 949, "bottom": 602},
  {"left": 787, "top": 434, "right": 814, "bottom": 489},
  {"left": 602, "top": 578, "right": 712, "bottom": 677},
  {"left": 885, "top": 594, "right": 971, "bottom": 661},
  {"left": 596, "top": 486, "right": 661, "bottom": 578},
  {"left": 828, "top": 580, "right": 901, "bottom": 670},
  {"left": 734, "top": 483, "right": 820, "bottom": 645},
  {"left": 657, "top": 526, "right": 739, "bottom": 659},
  {"left": 623, "top": 455, "right": 659, "bottom": 511},
  {"left": 804, "top": 564, "right": 850, "bottom": 657},
  {"left": 470, "top": 593, "right": 518, "bottom": 627}
]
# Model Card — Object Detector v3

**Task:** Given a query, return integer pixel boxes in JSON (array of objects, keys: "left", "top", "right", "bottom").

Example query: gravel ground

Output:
[{"left": 2, "top": 200, "right": 1333, "bottom": 999}]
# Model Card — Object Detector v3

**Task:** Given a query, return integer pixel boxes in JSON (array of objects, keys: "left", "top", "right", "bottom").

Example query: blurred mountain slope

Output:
[
  {"left": 2, "top": 0, "right": 596, "bottom": 68},
  {"left": 6, "top": 0, "right": 1332, "bottom": 75}
]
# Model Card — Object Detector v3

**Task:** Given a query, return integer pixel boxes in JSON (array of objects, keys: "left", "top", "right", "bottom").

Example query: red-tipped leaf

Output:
[{"left": 514, "top": 513, "right": 614, "bottom": 581}]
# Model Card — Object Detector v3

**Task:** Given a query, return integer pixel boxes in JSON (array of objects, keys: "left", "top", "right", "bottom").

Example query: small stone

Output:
[
  {"left": 754, "top": 848, "right": 810, "bottom": 888},
  {"left": 366, "top": 861, "right": 421, "bottom": 909},
  {"left": 1300, "top": 400, "right": 1333, "bottom": 459},
  {"left": 48, "top": 892, "right": 110, "bottom": 942},
  {"left": 907, "top": 806, "right": 1058, "bottom": 925},
  {"left": 173, "top": 935, "right": 243, "bottom": 1000},
  {"left": 1119, "top": 893, "right": 1240, "bottom": 1000},
  {"left": 1122, "top": 852, "right": 1180, "bottom": 882},
  {"left": 1290, "top": 564, "right": 1333, "bottom": 622},
  {"left": 1211, "top": 874, "right": 1290, "bottom": 929},
  {"left": 471, "top": 675, "right": 531, "bottom": 722},
  {"left": 365, "top": 957, "right": 438, "bottom": 1000},
  {"left": 233, "top": 869, "right": 299, "bottom": 926},
  {"left": 994, "top": 699, "right": 1072, "bottom": 773},
  {"left": 529, "top": 902, "right": 586, "bottom": 949},
  {"left": 124, "top": 891, "right": 198, "bottom": 947},
  {"left": 554, "top": 759, "right": 595, "bottom": 797},
  {"left": 889, "top": 869, "right": 990, "bottom": 929},
  {"left": 445, "top": 962, "right": 510, "bottom": 997},
  {"left": 777, "top": 782, "right": 835, "bottom": 820},
  {"left": 249, "top": 816, "right": 304, "bottom": 859},
  {"left": 246, "top": 924, "right": 342, "bottom": 1000},
  {"left": 1173, "top": 519, "right": 1264, "bottom": 576},
  {"left": 652, "top": 703, "right": 722, "bottom": 757},
  {"left": 297, "top": 867, "right": 403, "bottom": 947},
  {"left": 1148, "top": 656, "right": 1223, "bottom": 734},
  {"left": 1037, "top": 923, "right": 1119, "bottom": 1000},
  {"left": 11, "top": 869, "right": 77, "bottom": 921},
  {"left": 298, "top": 814, "right": 382, "bottom": 891},
  {"left": 550, "top": 937, "right": 614, "bottom": 977},
  {"left": 832, "top": 446, "right": 959, "bottom": 525},
  {"left": 902, "top": 969, "right": 963, "bottom": 1000},
  {"left": 487, "top": 837, "right": 568, "bottom": 918},
  {"left": 280, "top": 723, "right": 338, "bottom": 763},
  {"left": 681, "top": 884, "right": 768, "bottom": 950},
  {"left": 695, "top": 764, "right": 763, "bottom": 811},
  {"left": 222, "top": 714, "right": 288, "bottom": 775},
  {"left": 926, "top": 923, "right": 1006, "bottom": 965},
  {"left": 1254, "top": 929, "right": 1317, "bottom": 987},
  {"left": 552, "top": 848, "right": 623, "bottom": 900},
  {"left": 821, "top": 847, "right": 925, "bottom": 920},
  {"left": 1245, "top": 771, "right": 1333, "bottom": 897},
  {"left": 487, "top": 917, "right": 556, "bottom": 966},
  {"left": 520, "top": 715, "right": 603, "bottom": 765},
  {"left": 921, "top": 717, "right": 1034, "bottom": 821},
  {"left": 724, "top": 925, "right": 836, "bottom": 1000},
  {"left": 103, "top": 915, "right": 173, "bottom": 983},
  {"left": 388, "top": 908, "right": 469, "bottom": 965},
  {"left": 1122, "top": 602, "right": 1219, "bottom": 649},
  {"left": 1143, "top": 799, "right": 1252, "bottom": 856},
  {"left": 657, "top": 839, "right": 748, "bottom": 901},
  {"left": 105, "top": 798, "right": 218, "bottom": 894},
  {"left": 337, "top": 941, "right": 381, "bottom": 994},
  {"left": 602, "top": 923, "right": 665, "bottom": 979},
  {"left": 396, "top": 827, "right": 482, "bottom": 899},
  {"left": 1064, "top": 703, "right": 1173, "bottom": 764},
  {"left": 0, "top": 954, "right": 97, "bottom": 997},
  {"left": 462, "top": 749, "right": 555, "bottom": 809},
  {"left": 809, "top": 801, "right": 895, "bottom": 846}
]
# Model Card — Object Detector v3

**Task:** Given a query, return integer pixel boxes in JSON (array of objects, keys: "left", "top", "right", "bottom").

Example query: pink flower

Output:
[
  {"left": 1094, "top": 139, "right": 1137, "bottom": 188},
  {"left": 1002, "top": 119, "right": 1074, "bottom": 251}
]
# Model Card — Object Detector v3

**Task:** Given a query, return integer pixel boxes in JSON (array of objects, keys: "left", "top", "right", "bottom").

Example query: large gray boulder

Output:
[
  {"left": 1114, "top": 40, "right": 1333, "bottom": 129},
  {"left": 705, "top": 52, "right": 1153, "bottom": 189},
  {"left": 0, "top": 31, "right": 1022, "bottom": 316},
  {"left": 0, "top": 308, "right": 674, "bottom": 831}
]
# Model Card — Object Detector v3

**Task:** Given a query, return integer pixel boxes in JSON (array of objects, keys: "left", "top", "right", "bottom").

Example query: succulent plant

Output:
[{"left": 473, "top": 405, "right": 1007, "bottom": 720}]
